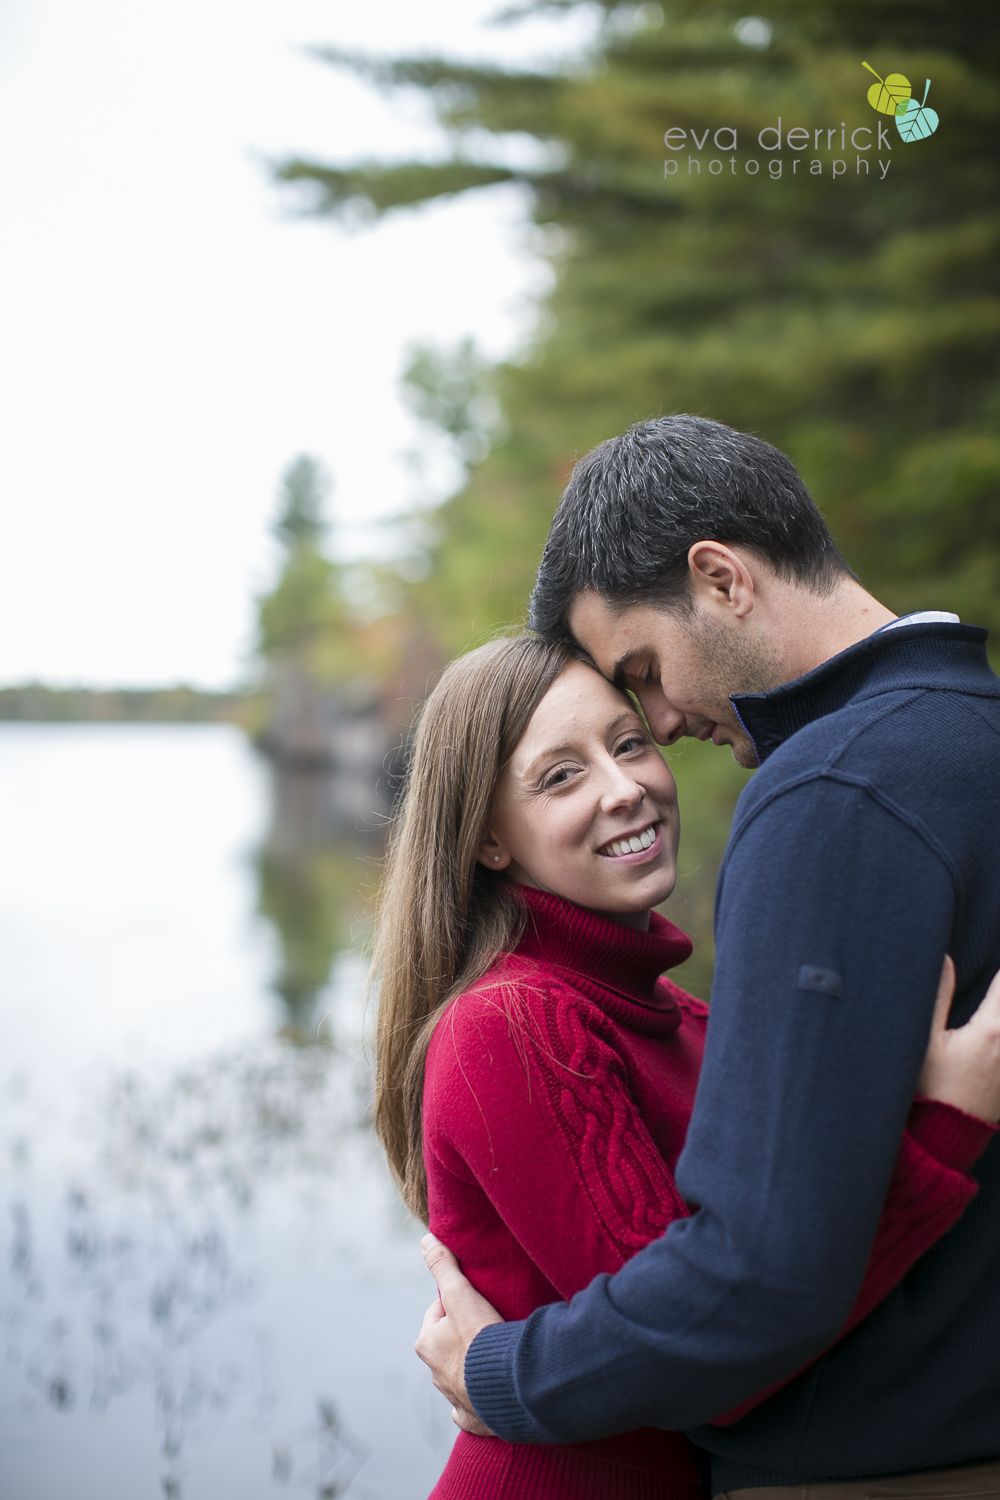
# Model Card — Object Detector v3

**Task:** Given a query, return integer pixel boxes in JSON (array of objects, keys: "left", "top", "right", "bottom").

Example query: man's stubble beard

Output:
[{"left": 686, "top": 614, "right": 784, "bottom": 768}]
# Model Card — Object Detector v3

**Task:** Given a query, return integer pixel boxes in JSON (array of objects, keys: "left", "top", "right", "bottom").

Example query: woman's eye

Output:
[
  {"left": 616, "top": 734, "right": 648, "bottom": 756},
  {"left": 542, "top": 766, "right": 573, "bottom": 789}
]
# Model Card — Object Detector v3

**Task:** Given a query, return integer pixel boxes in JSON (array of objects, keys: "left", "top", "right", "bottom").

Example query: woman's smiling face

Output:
[{"left": 478, "top": 660, "right": 680, "bottom": 928}]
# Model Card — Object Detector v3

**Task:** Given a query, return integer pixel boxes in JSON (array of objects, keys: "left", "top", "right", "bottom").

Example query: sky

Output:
[{"left": 0, "top": 0, "right": 597, "bottom": 688}]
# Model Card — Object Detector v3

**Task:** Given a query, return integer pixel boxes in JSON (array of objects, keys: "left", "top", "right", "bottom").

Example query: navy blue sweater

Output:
[{"left": 465, "top": 621, "right": 1000, "bottom": 1487}]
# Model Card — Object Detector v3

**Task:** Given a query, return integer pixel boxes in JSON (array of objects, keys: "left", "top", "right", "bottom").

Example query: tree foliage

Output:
[
  {"left": 256, "top": 452, "right": 415, "bottom": 691},
  {"left": 257, "top": 455, "right": 344, "bottom": 665},
  {"left": 403, "top": 337, "right": 501, "bottom": 464},
  {"left": 278, "top": 0, "right": 1000, "bottom": 657},
  {"left": 273, "top": 1, "right": 999, "bottom": 990},
  {"left": 272, "top": 453, "right": 331, "bottom": 550}
]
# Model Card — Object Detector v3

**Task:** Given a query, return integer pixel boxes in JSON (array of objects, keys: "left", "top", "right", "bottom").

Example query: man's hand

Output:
[{"left": 415, "top": 1234, "right": 505, "bottom": 1436}]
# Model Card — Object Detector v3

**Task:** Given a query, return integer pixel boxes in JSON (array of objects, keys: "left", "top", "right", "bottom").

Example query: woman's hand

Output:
[{"left": 918, "top": 957, "right": 1000, "bottom": 1123}]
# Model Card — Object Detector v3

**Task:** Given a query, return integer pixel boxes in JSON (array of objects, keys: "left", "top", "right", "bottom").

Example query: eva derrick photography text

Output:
[{"left": 664, "top": 120, "right": 896, "bottom": 179}]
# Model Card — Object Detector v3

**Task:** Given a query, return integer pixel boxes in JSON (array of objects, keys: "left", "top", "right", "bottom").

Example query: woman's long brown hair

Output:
[{"left": 371, "top": 634, "right": 576, "bottom": 1222}]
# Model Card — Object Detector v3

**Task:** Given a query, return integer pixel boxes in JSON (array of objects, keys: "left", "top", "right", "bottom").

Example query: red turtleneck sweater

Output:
[{"left": 423, "top": 888, "right": 993, "bottom": 1500}]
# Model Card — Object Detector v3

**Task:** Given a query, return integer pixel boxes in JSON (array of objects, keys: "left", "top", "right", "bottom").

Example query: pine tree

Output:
[
  {"left": 275, "top": 2, "right": 999, "bottom": 992},
  {"left": 258, "top": 455, "right": 344, "bottom": 666},
  {"left": 276, "top": 0, "right": 1000, "bottom": 655},
  {"left": 272, "top": 453, "right": 330, "bottom": 551}
]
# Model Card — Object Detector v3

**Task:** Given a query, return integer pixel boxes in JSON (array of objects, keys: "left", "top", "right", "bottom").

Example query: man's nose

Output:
[{"left": 638, "top": 692, "right": 688, "bottom": 746}]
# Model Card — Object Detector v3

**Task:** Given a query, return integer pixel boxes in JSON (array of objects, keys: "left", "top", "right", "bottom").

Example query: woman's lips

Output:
[{"left": 596, "top": 823, "right": 664, "bottom": 865}]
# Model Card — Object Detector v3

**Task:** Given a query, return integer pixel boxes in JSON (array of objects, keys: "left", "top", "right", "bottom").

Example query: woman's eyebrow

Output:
[{"left": 519, "top": 743, "right": 574, "bottom": 779}]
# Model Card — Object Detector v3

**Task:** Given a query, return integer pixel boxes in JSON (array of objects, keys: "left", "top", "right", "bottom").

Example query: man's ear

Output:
[
  {"left": 477, "top": 831, "right": 512, "bottom": 871},
  {"left": 687, "top": 541, "right": 756, "bottom": 619}
]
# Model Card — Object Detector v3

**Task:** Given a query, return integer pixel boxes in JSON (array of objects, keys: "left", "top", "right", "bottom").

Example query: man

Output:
[{"left": 415, "top": 415, "right": 1000, "bottom": 1496}]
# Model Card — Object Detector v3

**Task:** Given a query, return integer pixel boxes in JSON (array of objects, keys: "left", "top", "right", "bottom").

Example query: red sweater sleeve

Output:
[
  {"left": 425, "top": 973, "right": 691, "bottom": 1300},
  {"left": 713, "top": 1096, "right": 996, "bottom": 1425}
]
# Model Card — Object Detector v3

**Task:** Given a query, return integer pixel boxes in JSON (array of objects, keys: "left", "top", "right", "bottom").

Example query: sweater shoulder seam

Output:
[{"left": 725, "top": 765, "right": 963, "bottom": 901}]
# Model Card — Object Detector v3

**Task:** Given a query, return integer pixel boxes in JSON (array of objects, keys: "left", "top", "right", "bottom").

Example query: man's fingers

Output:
[
  {"left": 415, "top": 1232, "right": 505, "bottom": 1428},
  {"left": 417, "top": 1296, "right": 446, "bottom": 1340},
  {"left": 421, "top": 1233, "right": 503, "bottom": 1329},
  {"left": 421, "top": 1234, "right": 472, "bottom": 1304},
  {"left": 452, "top": 1406, "right": 495, "bottom": 1437},
  {"left": 421, "top": 1233, "right": 462, "bottom": 1291},
  {"left": 415, "top": 1297, "right": 448, "bottom": 1370},
  {"left": 421, "top": 1234, "right": 468, "bottom": 1314}
]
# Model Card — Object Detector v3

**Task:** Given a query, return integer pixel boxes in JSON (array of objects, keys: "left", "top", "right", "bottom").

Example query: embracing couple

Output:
[{"left": 372, "top": 416, "right": 1000, "bottom": 1499}]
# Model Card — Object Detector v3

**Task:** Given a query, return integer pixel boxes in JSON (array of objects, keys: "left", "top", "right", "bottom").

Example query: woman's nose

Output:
[{"left": 600, "top": 763, "right": 645, "bottom": 811}]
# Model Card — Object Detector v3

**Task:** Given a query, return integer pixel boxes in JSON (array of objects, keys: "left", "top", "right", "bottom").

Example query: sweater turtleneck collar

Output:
[{"left": 509, "top": 885, "right": 693, "bottom": 1036}]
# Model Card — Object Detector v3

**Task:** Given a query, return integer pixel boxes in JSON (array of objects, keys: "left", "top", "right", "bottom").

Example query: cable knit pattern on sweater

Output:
[
  {"left": 422, "top": 887, "right": 994, "bottom": 1500},
  {"left": 503, "top": 979, "right": 690, "bottom": 1259}
]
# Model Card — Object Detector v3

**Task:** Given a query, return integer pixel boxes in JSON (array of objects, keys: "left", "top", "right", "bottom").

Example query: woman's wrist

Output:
[{"left": 909, "top": 1095, "right": 998, "bottom": 1173}]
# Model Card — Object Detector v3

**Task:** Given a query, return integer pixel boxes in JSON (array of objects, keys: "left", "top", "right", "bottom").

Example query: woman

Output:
[{"left": 372, "top": 635, "right": 1000, "bottom": 1500}]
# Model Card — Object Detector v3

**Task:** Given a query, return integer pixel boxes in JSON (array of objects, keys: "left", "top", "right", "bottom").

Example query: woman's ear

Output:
[{"left": 477, "top": 831, "right": 512, "bottom": 871}]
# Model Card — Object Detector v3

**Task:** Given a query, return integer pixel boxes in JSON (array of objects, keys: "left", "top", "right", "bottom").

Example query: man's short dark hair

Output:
[{"left": 529, "top": 415, "right": 854, "bottom": 642}]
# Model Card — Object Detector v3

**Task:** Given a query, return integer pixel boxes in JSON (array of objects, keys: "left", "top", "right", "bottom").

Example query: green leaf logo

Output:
[
  {"left": 862, "top": 60, "right": 911, "bottom": 115},
  {"left": 896, "top": 79, "right": 939, "bottom": 142}
]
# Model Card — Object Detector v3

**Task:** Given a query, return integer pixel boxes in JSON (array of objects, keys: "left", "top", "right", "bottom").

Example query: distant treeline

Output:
[{"left": 0, "top": 684, "right": 250, "bottom": 723}]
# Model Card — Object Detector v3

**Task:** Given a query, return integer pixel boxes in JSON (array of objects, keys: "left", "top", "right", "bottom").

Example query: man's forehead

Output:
[
  {"left": 567, "top": 591, "right": 624, "bottom": 651},
  {"left": 568, "top": 592, "right": 660, "bottom": 670}
]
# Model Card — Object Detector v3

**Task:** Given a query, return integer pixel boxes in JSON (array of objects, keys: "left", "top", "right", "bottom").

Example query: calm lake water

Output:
[{"left": 0, "top": 724, "right": 455, "bottom": 1500}]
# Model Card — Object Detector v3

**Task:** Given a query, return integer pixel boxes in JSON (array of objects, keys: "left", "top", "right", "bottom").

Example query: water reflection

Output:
[
  {"left": 5, "top": 1008, "right": 448, "bottom": 1494},
  {"left": 255, "top": 764, "right": 386, "bottom": 1043},
  {"left": 6, "top": 1024, "right": 384, "bottom": 1495},
  {"left": 0, "top": 725, "right": 450, "bottom": 1500}
]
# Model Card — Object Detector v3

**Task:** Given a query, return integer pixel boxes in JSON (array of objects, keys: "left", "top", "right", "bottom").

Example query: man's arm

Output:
[
  {"left": 416, "top": 1100, "right": 992, "bottom": 1436},
  {"left": 459, "top": 781, "right": 957, "bottom": 1442}
]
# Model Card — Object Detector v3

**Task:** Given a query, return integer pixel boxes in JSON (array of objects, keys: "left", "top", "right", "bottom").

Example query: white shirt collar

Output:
[{"left": 880, "top": 611, "right": 960, "bottom": 632}]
